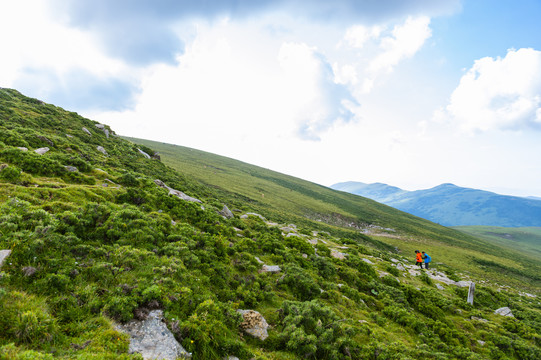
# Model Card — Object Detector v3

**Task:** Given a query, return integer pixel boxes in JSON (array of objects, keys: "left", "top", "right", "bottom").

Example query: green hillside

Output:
[
  {"left": 1, "top": 88, "right": 541, "bottom": 359},
  {"left": 453, "top": 226, "right": 541, "bottom": 259}
]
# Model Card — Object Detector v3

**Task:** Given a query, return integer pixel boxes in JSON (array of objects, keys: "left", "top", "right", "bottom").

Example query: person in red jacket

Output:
[{"left": 415, "top": 250, "right": 424, "bottom": 269}]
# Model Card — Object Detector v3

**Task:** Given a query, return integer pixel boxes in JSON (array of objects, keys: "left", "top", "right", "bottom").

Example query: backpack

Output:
[{"left": 425, "top": 254, "right": 431, "bottom": 263}]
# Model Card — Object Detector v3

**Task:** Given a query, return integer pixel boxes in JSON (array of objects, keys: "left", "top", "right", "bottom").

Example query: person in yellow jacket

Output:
[{"left": 415, "top": 250, "right": 424, "bottom": 269}]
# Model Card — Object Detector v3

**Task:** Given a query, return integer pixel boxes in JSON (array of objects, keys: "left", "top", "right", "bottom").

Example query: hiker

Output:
[
  {"left": 415, "top": 250, "right": 423, "bottom": 269},
  {"left": 422, "top": 251, "right": 431, "bottom": 269}
]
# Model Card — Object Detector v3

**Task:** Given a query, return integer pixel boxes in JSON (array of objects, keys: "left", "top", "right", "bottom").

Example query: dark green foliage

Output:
[
  {"left": 0, "top": 165, "right": 22, "bottom": 182},
  {"left": 274, "top": 300, "right": 359, "bottom": 359}
]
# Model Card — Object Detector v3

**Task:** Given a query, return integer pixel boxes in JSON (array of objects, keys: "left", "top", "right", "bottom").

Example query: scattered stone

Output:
[
  {"left": 116, "top": 310, "right": 191, "bottom": 359},
  {"left": 66, "top": 134, "right": 73, "bottom": 138},
  {"left": 154, "top": 179, "right": 202, "bottom": 203},
  {"left": 261, "top": 265, "right": 281, "bottom": 273},
  {"left": 35, "top": 147, "right": 50, "bottom": 155},
  {"left": 0, "top": 250, "right": 11, "bottom": 268},
  {"left": 97, "top": 146, "right": 107, "bottom": 155},
  {"left": 237, "top": 309, "right": 269, "bottom": 340},
  {"left": 240, "top": 213, "right": 266, "bottom": 221},
  {"left": 254, "top": 257, "right": 264, "bottom": 264},
  {"left": 17, "top": 147, "right": 28, "bottom": 151},
  {"left": 436, "top": 284, "right": 445, "bottom": 290},
  {"left": 138, "top": 149, "right": 151, "bottom": 159},
  {"left": 331, "top": 250, "right": 347, "bottom": 260},
  {"left": 477, "top": 340, "right": 485, "bottom": 346},
  {"left": 82, "top": 127, "right": 92, "bottom": 136},
  {"left": 396, "top": 263, "right": 406, "bottom": 271},
  {"left": 226, "top": 357, "right": 239, "bottom": 360},
  {"left": 22, "top": 266, "right": 37, "bottom": 277},
  {"left": 494, "top": 307, "right": 514, "bottom": 317},
  {"left": 95, "top": 124, "right": 105, "bottom": 130},
  {"left": 104, "top": 129, "right": 110, "bottom": 139},
  {"left": 390, "top": 258, "right": 399, "bottom": 263},
  {"left": 362, "top": 258, "right": 374, "bottom": 265},
  {"left": 218, "top": 205, "right": 234, "bottom": 219},
  {"left": 519, "top": 292, "right": 537, "bottom": 298},
  {"left": 65, "top": 166, "right": 78, "bottom": 172}
]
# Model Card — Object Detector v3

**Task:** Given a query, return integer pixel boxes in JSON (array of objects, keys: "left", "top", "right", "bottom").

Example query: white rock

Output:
[
  {"left": 494, "top": 307, "right": 514, "bottom": 317},
  {"left": 0, "top": 250, "right": 11, "bottom": 268},
  {"left": 116, "top": 310, "right": 191, "bottom": 360},
  {"left": 97, "top": 146, "right": 107, "bottom": 155},
  {"left": 35, "top": 147, "right": 49, "bottom": 155}
]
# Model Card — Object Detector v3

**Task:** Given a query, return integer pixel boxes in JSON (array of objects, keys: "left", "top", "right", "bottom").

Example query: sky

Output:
[{"left": 1, "top": 0, "right": 541, "bottom": 197}]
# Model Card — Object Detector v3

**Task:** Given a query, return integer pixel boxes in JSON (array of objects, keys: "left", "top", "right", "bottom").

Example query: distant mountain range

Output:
[{"left": 331, "top": 182, "right": 541, "bottom": 227}]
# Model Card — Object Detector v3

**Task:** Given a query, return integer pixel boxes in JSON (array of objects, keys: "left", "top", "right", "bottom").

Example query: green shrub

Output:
[
  {"left": 0, "top": 290, "right": 59, "bottom": 345},
  {"left": 278, "top": 264, "right": 320, "bottom": 301},
  {"left": 275, "top": 300, "right": 359, "bottom": 359},
  {"left": 0, "top": 165, "right": 21, "bottom": 182}
]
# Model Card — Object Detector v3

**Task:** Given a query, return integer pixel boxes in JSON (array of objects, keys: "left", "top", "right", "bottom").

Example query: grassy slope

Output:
[
  {"left": 453, "top": 226, "right": 541, "bottom": 260},
  {"left": 128, "top": 137, "right": 541, "bottom": 289},
  {"left": 1, "top": 89, "right": 540, "bottom": 359}
]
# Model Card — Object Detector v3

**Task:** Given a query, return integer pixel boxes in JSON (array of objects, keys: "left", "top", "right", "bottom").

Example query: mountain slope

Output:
[
  {"left": 1, "top": 88, "right": 540, "bottom": 360},
  {"left": 332, "top": 181, "right": 541, "bottom": 227}
]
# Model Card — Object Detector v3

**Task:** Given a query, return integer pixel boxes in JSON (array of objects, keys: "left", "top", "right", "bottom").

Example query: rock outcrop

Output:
[
  {"left": 97, "top": 146, "right": 107, "bottom": 155},
  {"left": 116, "top": 310, "right": 191, "bottom": 359},
  {"left": 218, "top": 205, "right": 234, "bottom": 219},
  {"left": 237, "top": 309, "right": 269, "bottom": 340},
  {"left": 154, "top": 180, "right": 202, "bottom": 203},
  {"left": 494, "top": 307, "right": 514, "bottom": 317},
  {"left": 0, "top": 249, "right": 11, "bottom": 268},
  {"left": 35, "top": 147, "right": 50, "bottom": 155}
]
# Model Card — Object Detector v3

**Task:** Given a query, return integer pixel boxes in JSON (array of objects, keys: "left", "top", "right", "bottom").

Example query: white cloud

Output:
[
  {"left": 442, "top": 48, "right": 541, "bottom": 133},
  {"left": 343, "top": 24, "right": 383, "bottom": 49},
  {"left": 367, "top": 16, "right": 432, "bottom": 82}
]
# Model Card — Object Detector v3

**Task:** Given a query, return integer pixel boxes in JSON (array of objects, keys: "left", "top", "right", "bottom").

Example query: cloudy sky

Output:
[{"left": 2, "top": 0, "right": 541, "bottom": 197}]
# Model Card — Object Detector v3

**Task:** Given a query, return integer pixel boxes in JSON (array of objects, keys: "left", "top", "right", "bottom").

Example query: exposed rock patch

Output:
[
  {"left": 494, "top": 307, "right": 514, "bottom": 317},
  {"left": 138, "top": 149, "right": 151, "bottom": 159},
  {"left": 35, "top": 147, "right": 50, "bottom": 155},
  {"left": 237, "top": 309, "right": 269, "bottom": 340},
  {"left": 154, "top": 180, "right": 202, "bottom": 203},
  {"left": 116, "top": 310, "right": 191, "bottom": 359},
  {"left": 218, "top": 205, "right": 234, "bottom": 219},
  {"left": 82, "top": 127, "right": 92, "bottom": 136},
  {"left": 97, "top": 146, "right": 107, "bottom": 155},
  {"left": 0, "top": 250, "right": 11, "bottom": 268}
]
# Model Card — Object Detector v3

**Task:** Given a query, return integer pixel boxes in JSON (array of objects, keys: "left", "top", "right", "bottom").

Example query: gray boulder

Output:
[
  {"left": 97, "top": 146, "right": 107, "bottom": 155},
  {"left": 237, "top": 309, "right": 269, "bottom": 340},
  {"left": 0, "top": 250, "right": 11, "bottom": 268},
  {"left": 494, "top": 307, "right": 514, "bottom": 317},
  {"left": 218, "top": 205, "right": 234, "bottom": 219},
  {"left": 154, "top": 180, "right": 202, "bottom": 203},
  {"left": 35, "top": 147, "right": 50, "bottom": 155},
  {"left": 138, "top": 149, "right": 151, "bottom": 159},
  {"left": 116, "top": 310, "right": 191, "bottom": 359},
  {"left": 65, "top": 166, "right": 78, "bottom": 172},
  {"left": 82, "top": 127, "right": 92, "bottom": 136}
]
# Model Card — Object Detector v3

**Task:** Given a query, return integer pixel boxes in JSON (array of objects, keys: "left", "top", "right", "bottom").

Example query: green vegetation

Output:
[
  {"left": 454, "top": 226, "right": 541, "bottom": 260},
  {"left": 0, "top": 88, "right": 540, "bottom": 359}
]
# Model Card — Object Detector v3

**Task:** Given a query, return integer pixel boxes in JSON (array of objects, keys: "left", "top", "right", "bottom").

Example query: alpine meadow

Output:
[{"left": 1, "top": 88, "right": 541, "bottom": 359}]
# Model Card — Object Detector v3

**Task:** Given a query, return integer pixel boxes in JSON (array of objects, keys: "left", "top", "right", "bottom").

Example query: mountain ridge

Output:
[{"left": 331, "top": 181, "right": 541, "bottom": 227}]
